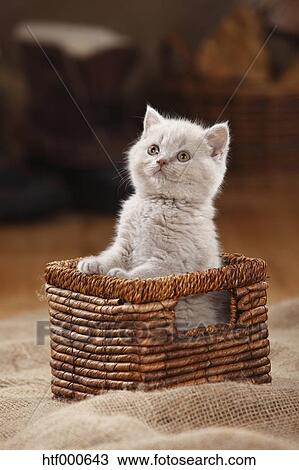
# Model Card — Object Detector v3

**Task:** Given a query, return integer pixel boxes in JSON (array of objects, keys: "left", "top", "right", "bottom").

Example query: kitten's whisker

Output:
[
  {"left": 123, "top": 179, "right": 131, "bottom": 193},
  {"left": 117, "top": 173, "right": 131, "bottom": 191},
  {"left": 117, "top": 177, "right": 129, "bottom": 188},
  {"left": 113, "top": 165, "right": 129, "bottom": 183},
  {"left": 113, "top": 170, "right": 128, "bottom": 182}
]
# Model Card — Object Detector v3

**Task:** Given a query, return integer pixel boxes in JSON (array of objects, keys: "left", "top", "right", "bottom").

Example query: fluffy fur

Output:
[{"left": 78, "top": 106, "right": 230, "bottom": 328}]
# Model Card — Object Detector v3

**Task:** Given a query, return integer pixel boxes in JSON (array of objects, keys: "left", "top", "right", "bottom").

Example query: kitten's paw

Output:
[
  {"left": 77, "top": 256, "right": 104, "bottom": 275},
  {"left": 108, "top": 268, "right": 128, "bottom": 278}
]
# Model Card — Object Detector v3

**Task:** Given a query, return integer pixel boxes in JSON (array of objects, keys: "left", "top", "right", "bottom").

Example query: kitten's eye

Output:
[
  {"left": 177, "top": 151, "right": 191, "bottom": 163},
  {"left": 147, "top": 144, "right": 160, "bottom": 156}
]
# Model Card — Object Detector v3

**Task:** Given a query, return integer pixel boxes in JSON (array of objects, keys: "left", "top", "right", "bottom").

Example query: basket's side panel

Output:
[{"left": 233, "top": 281, "right": 271, "bottom": 384}]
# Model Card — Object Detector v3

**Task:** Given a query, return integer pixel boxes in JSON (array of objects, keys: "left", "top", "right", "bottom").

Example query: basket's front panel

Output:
[
  {"left": 141, "top": 324, "right": 270, "bottom": 391},
  {"left": 139, "top": 282, "right": 271, "bottom": 390},
  {"left": 47, "top": 285, "right": 178, "bottom": 398}
]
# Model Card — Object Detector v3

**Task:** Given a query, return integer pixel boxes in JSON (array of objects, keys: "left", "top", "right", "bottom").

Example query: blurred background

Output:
[{"left": 0, "top": 0, "right": 298, "bottom": 316}]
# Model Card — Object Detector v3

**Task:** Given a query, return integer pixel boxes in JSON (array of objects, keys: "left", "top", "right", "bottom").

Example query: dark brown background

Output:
[{"left": 0, "top": 0, "right": 298, "bottom": 316}]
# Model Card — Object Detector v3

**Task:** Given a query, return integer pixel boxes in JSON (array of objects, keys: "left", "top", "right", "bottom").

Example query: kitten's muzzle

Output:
[{"left": 156, "top": 158, "right": 167, "bottom": 167}]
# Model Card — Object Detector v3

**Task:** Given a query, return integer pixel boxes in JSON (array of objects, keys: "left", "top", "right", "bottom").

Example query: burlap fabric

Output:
[{"left": 0, "top": 298, "right": 298, "bottom": 450}]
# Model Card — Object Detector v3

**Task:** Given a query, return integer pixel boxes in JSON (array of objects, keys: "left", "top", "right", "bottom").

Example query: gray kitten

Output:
[{"left": 78, "top": 106, "right": 230, "bottom": 328}]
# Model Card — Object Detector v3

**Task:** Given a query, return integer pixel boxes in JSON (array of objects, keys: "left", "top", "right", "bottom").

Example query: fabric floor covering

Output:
[{"left": 0, "top": 298, "right": 298, "bottom": 449}]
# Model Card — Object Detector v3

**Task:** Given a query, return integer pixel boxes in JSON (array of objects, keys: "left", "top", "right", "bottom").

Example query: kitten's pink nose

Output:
[{"left": 157, "top": 158, "right": 167, "bottom": 167}]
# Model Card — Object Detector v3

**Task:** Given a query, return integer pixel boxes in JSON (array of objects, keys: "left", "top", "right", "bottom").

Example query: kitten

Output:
[{"left": 78, "top": 106, "right": 230, "bottom": 329}]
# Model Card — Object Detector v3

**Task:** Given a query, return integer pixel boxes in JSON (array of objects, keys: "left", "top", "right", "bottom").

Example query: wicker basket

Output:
[{"left": 45, "top": 253, "right": 271, "bottom": 399}]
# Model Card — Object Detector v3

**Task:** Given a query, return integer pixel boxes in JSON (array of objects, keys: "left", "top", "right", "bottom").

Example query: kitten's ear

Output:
[
  {"left": 205, "top": 122, "right": 230, "bottom": 159},
  {"left": 143, "top": 105, "right": 163, "bottom": 134}
]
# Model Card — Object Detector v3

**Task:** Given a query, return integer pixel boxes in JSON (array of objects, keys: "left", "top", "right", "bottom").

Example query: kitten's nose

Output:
[{"left": 157, "top": 158, "right": 167, "bottom": 167}]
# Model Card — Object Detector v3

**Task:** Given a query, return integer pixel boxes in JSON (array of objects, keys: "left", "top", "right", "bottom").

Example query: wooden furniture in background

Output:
[
  {"left": 14, "top": 21, "right": 138, "bottom": 170},
  {"left": 161, "top": 82, "right": 299, "bottom": 172}
]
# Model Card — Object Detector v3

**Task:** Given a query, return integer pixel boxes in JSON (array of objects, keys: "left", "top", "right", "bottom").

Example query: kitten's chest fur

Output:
[{"left": 126, "top": 195, "right": 221, "bottom": 273}]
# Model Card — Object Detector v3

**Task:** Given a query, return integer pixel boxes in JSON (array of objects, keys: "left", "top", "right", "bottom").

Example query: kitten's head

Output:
[{"left": 127, "top": 106, "right": 230, "bottom": 203}]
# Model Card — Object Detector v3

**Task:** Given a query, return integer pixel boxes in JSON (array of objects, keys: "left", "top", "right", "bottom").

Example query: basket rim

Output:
[{"left": 44, "top": 252, "right": 267, "bottom": 304}]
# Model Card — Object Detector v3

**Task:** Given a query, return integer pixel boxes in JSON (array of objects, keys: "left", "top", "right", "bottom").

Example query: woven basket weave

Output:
[{"left": 45, "top": 253, "right": 271, "bottom": 399}]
